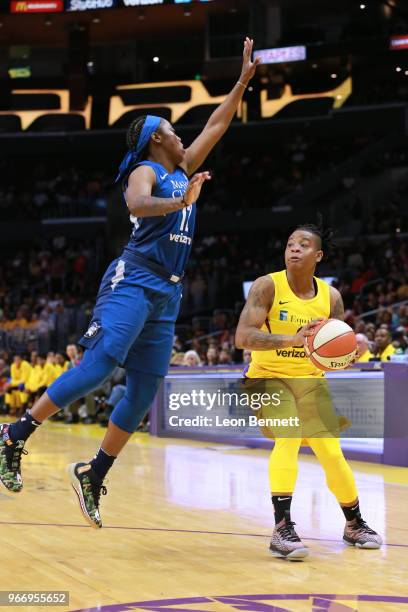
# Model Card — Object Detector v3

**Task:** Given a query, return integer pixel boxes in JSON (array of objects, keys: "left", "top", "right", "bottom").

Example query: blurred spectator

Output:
[
  {"left": 182, "top": 350, "right": 202, "bottom": 367},
  {"left": 5, "top": 355, "right": 31, "bottom": 416},
  {"left": 170, "top": 352, "right": 185, "bottom": 366},
  {"left": 206, "top": 346, "right": 219, "bottom": 366},
  {"left": 26, "top": 354, "right": 47, "bottom": 407},
  {"left": 243, "top": 349, "right": 252, "bottom": 365},
  {"left": 373, "top": 328, "right": 396, "bottom": 361},
  {"left": 219, "top": 348, "right": 233, "bottom": 365},
  {"left": 355, "top": 334, "right": 374, "bottom": 362},
  {"left": 66, "top": 344, "right": 81, "bottom": 368},
  {"left": 0, "top": 359, "right": 10, "bottom": 412}
]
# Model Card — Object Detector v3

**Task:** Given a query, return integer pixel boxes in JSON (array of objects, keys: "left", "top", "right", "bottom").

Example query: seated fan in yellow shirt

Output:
[
  {"left": 235, "top": 221, "right": 382, "bottom": 560},
  {"left": 5, "top": 355, "right": 31, "bottom": 416},
  {"left": 374, "top": 328, "right": 396, "bottom": 362},
  {"left": 355, "top": 333, "right": 374, "bottom": 362},
  {"left": 26, "top": 355, "right": 48, "bottom": 406}
]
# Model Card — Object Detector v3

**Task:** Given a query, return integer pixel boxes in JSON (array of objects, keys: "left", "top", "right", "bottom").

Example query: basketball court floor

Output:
[{"left": 0, "top": 422, "right": 407, "bottom": 612}]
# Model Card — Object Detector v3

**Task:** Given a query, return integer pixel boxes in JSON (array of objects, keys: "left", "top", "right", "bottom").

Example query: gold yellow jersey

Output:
[
  {"left": 53, "top": 364, "right": 66, "bottom": 378},
  {"left": 43, "top": 362, "right": 57, "bottom": 386},
  {"left": 26, "top": 365, "right": 46, "bottom": 393},
  {"left": 246, "top": 270, "right": 331, "bottom": 379},
  {"left": 357, "top": 349, "right": 374, "bottom": 363},
  {"left": 10, "top": 360, "right": 32, "bottom": 386},
  {"left": 378, "top": 343, "right": 395, "bottom": 362}
]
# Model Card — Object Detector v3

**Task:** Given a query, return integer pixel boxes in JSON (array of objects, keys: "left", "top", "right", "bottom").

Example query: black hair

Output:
[
  {"left": 126, "top": 114, "right": 148, "bottom": 152},
  {"left": 123, "top": 115, "right": 163, "bottom": 187},
  {"left": 126, "top": 114, "right": 163, "bottom": 154},
  {"left": 295, "top": 213, "right": 335, "bottom": 255}
]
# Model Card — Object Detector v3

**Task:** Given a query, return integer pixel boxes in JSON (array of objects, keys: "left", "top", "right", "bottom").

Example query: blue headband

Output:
[{"left": 115, "top": 115, "right": 162, "bottom": 183}]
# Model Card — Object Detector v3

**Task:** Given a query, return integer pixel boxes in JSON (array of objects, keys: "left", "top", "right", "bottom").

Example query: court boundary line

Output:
[{"left": 0, "top": 520, "right": 407, "bottom": 548}]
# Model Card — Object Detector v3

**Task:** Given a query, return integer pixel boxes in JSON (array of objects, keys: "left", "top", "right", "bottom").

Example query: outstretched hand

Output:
[
  {"left": 183, "top": 171, "right": 211, "bottom": 206},
  {"left": 240, "top": 37, "right": 260, "bottom": 85}
]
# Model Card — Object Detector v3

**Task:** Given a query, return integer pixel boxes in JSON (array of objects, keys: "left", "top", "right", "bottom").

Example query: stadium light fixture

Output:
[
  {"left": 153, "top": 56, "right": 160, "bottom": 63},
  {"left": 396, "top": 66, "right": 402, "bottom": 72},
  {"left": 331, "top": 73, "right": 337, "bottom": 78},
  {"left": 360, "top": 3, "right": 366, "bottom": 9}
]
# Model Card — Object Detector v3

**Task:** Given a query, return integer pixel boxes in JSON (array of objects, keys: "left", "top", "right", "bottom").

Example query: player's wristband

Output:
[
  {"left": 181, "top": 195, "right": 189, "bottom": 208},
  {"left": 237, "top": 80, "right": 247, "bottom": 89}
]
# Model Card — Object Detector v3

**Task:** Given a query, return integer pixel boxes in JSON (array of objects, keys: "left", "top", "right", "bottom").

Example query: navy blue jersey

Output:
[{"left": 122, "top": 161, "right": 195, "bottom": 277}]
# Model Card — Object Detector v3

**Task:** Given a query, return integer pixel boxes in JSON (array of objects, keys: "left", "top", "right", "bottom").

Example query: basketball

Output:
[{"left": 304, "top": 319, "right": 357, "bottom": 371}]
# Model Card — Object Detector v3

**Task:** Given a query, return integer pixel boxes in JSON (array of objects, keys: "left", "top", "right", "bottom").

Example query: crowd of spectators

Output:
[
  {"left": 1, "top": 231, "right": 408, "bottom": 360},
  {"left": 0, "top": 237, "right": 107, "bottom": 356},
  {"left": 0, "top": 160, "right": 112, "bottom": 219},
  {"left": 199, "top": 133, "right": 376, "bottom": 212},
  {"left": 0, "top": 132, "right": 376, "bottom": 220},
  {"left": 1, "top": 308, "right": 405, "bottom": 426}
]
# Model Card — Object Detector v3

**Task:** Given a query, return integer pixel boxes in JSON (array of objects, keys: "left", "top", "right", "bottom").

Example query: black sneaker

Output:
[
  {"left": 0, "top": 424, "right": 27, "bottom": 493},
  {"left": 68, "top": 462, "right": 107, "bottom": 529}
]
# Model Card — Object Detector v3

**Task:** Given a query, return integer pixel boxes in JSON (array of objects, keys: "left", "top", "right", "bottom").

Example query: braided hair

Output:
[
  {"left": 126, "top": 115, "right": 148, "bottom": 153},
  {"left": 121, "top": 115, "right": 155, "bottom": 187},
  {"left": 295, "top": 213, "right": 335, "bottom": 255}
]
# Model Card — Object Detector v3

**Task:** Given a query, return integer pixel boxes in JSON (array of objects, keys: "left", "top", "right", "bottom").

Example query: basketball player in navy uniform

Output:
[{"left": 0, "top": 39, "right": 260, "bottom": 528}]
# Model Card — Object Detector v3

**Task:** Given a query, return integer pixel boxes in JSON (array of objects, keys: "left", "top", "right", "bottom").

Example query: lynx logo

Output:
[
  {"left": 279, "top": 310, "right": 288, "bottom": 321},
  {"left": 84, "top": 321, "right": 101, "bottom": 339}
]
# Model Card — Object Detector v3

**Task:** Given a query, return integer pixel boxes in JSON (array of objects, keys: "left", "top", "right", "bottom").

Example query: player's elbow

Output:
[
  {"left": 126, "top": 195, "right": 146, "bottom": 217},
  {"left": 235, "top": 327, "right": 247, "bottom": 350}
]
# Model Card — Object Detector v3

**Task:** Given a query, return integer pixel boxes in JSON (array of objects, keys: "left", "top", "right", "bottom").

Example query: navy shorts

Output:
[{"left": 79, "top": 258, "right": 182, "bottom": 376}]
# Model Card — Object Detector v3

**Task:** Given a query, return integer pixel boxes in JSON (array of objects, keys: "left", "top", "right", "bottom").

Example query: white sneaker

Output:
[{"left": 269, "top": 510, "right": 309, "bottom": 561}]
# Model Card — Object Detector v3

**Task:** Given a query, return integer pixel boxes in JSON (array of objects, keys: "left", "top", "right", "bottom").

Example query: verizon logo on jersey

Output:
[{"left": 169, "top": 234, "right": 192, "bottom": 245}]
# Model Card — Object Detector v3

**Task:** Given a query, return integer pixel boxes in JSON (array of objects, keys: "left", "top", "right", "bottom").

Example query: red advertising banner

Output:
[
  {"left": 11, "top": 0, "right": 63, "bottom": 12},
  {"left": 390, "top": 35, "right": 408, "bottom": 50}
]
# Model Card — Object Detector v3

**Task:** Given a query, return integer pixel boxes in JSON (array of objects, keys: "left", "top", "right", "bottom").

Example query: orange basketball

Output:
[{"left": 304, "top": 318, "right": 357, "bottom": 372}]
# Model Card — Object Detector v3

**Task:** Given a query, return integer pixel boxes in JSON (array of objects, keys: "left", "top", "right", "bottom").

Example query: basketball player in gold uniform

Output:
[{"left": 235, "top": 223, "right": 382, "bottom": 560}]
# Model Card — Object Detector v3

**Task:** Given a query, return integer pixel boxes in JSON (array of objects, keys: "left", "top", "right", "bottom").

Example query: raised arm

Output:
[
  {"left": 183, "top": 38, "right": 260, "bottom": 176},
  {"left": 235, "top": 276, "right": 319, "bottom": 351},
  {"left": 125, "top": 166, "right": 211, "bottom": 217},
  {"left": 329, "top": 286, "right": 345, "bottom": 321}
]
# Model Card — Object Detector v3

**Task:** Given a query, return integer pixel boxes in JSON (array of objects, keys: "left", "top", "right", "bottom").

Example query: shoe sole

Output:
[
  {"left": 343, "top": 537, "right": 381, "bottom": 549},
  {"left": 0, "top": 476, "right": 22, "bottom": 494},
  {"left": 269, "top": 547, "right": 309, "bottom": 561},
  {"left": 68, "top": 463, "right": 101, "bottom": 529}
]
